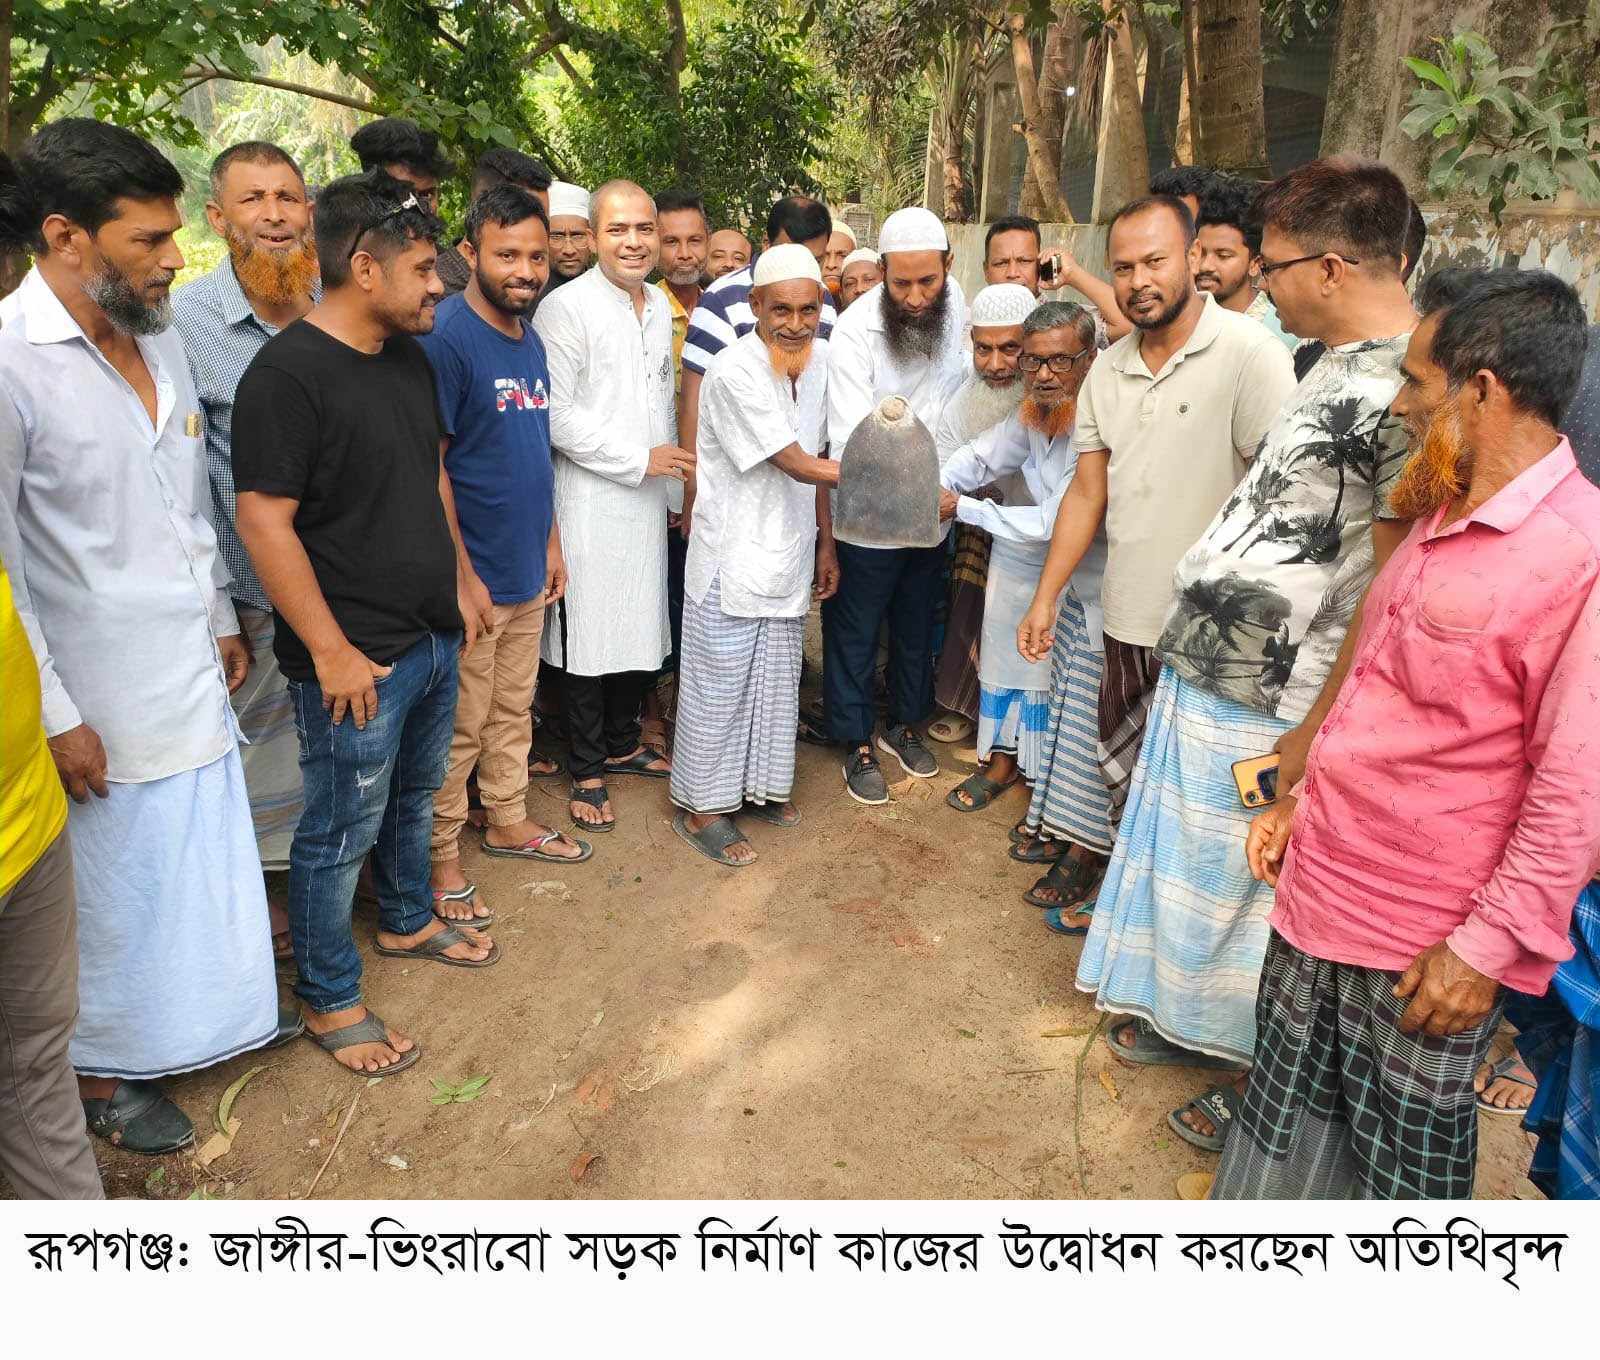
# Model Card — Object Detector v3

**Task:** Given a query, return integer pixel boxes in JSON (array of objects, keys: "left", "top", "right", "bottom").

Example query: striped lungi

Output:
[
  {"left": 977, "top": 685, "right": 1050, "bottom": 777},
  {"left": 1212, "top": 932, "right": 1503, "bottom": 1199},
  {"left": 932, "top": 524, "right": 989, "bottom": 722},
  {"left": 230, "top": 604, "right": 303, "bottom": 871},
  {"left": 1022, "top": 593, "right": 1112, "bottom": 854},
  {"left": 1076, "top": 667, "right": 1292, "bottom": 1063},
  {"left": 668, "top": 576, "right": 803, "bottom": 816}
]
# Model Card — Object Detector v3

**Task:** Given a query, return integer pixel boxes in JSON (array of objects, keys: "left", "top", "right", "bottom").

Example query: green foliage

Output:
[
  {"left": 429, "top": 1075, "right": 491, "bottom": 1105},
  {"left": 1400, "top": 21, "right": 1600, "bottom": 218},
  {"left": 557, "top": 8, "right": 832, "bottom": 231}
]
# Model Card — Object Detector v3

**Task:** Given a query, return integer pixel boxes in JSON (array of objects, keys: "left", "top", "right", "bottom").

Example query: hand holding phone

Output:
[
  {"left": 1040, "top": 251, "right": 1063, "bottom": 287},
  {"left": 1231, "top": 752, "right": 1281, "bottom": 809}
]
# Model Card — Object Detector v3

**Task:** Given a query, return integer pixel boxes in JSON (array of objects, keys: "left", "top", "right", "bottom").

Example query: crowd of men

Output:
[{"left": 0, "top": 111, "right": 1596, "bottom": 1204}]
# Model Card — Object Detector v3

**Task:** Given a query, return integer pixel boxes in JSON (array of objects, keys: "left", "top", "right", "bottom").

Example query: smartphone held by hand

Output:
[
  {"left": 1040, "top": 252, "right": 1063, "bottom": 287},
  {"left": 1232, "top": 752, "right": 1280, "bottom": 809}
]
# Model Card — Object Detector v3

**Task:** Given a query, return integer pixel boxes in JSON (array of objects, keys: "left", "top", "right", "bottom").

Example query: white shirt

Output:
[
  {"left": 941, "top": 410, "right": 1108, "bottom": 649},
  {"left": 532, "top": 267, "right": 676, "bottom": 675},
  {"left": 0, "top": 269, "right": 238, "bottom": 782},
  {"left": 687, "top": 332, "right": 826, "bottom": 618},
  {"left": 826, "top": 278, "right": 969, "bottom": 549}
]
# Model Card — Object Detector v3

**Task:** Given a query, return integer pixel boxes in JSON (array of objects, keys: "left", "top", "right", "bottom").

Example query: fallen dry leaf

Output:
[
  {"left": 569, "top": 1150, "right": 600, "bottom": 1182},
  {"left": 1176, "top": 1171, "right": 1214, "bottom": 1200},
  {"left": 216, "top": 1064, "right": 267, "bottom": 1135},
  {"left": 195, "top": 1116, "right": 241, "bottom": 1168},
  {"left": 1097, "top": 1067, "right": 1120, "bottom": 1102}
]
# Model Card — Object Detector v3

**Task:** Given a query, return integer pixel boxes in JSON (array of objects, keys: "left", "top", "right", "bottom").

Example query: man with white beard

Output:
[
  {"left": 175, "top": 141, "right": 320, "bottom": 964},
  {"left": 928, "top": 283, "right": 1034, "bottom": 746},
  {"left": 940, "top": 302, "right": 1108, "bottom": 851},
  {"left": 670, "top": 245, "right": 841, "bottom": 866}
]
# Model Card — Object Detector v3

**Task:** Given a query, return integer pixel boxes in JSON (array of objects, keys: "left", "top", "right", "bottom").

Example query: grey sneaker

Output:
[
  {"left": 878, "top": 723, "right": 938, "bottom": 778},
  {"left": 842, "top": 747, "right": 889, "bottom": 805}
]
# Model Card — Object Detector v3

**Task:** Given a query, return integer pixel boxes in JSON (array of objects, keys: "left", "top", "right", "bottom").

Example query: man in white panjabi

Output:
[
  {"left": 928, "top": 281, "right": 1034, "bottom": 750},
  {"left": 938, "top": 302, "right": 1110, "bottom": 868},
  {"left": 822, "top": 205, "right": 970, "bottom": 806},
  {"left": 532, "top": 179, "right": 695, "bottom": 831},
  {"left": 669, "top": 245, "right": 842, "bottom": 867},
  {"left": 0, "top": 118, "right": 280, "bottom": 1159}
]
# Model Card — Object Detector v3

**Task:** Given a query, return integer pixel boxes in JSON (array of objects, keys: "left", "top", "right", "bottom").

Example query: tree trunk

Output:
[
  {"left": 1010, "top": 15, "right": 1074, "bottom": 221},
  {"left": 1192, "top": 0, "right": 1270, "bottom": 178},
  {"left": 663, "top": 0, "right": 690, "bottom": 176},
  {"left": 1, "top": 0, "right": 12, "bottom": 155},
  {"left": 1173, "top": 0, "right": 1199, "bottom": 164},
  {"left": 932, "top": 42, "right": 971, "bottom": 222},
  {"left": 1092, "top": 0, "right": 1148, "bottom": 219}
]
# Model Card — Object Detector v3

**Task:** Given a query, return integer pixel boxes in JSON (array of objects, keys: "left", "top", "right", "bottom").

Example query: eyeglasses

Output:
[
  {"left": 1018, "top": 349, "right": 1091, "bottom": 374},
  {"left": 1254, "top": 250, "right": 1360, "bottom": 280},
  {"left": 346, "top": 192, "right": 424, "bottom": 263}
]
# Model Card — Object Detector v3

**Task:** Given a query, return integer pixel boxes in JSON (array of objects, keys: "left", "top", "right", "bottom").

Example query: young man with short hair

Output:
[
  {"left": 983, "top": 212, "right": 1128, "bottom": 339},
  {"left": 349, "top": 116, "right": 453, "bottom": 213},
  {"left": 435, "top": 147, "right": 553, "bottom": 296},
  {"left": 1193, "top": 173, "right": 1296, "bottom": 350},
  {"left": 235, "top": 171, "right": 498, "bottom": 1081},
  {"left": 422, "top": 185, "right": 589, "bottom": 928}
]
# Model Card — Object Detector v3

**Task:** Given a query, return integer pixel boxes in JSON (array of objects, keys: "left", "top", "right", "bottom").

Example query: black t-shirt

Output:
[{"left": 232, "top": 320, "right": 460, "bottom": 681}]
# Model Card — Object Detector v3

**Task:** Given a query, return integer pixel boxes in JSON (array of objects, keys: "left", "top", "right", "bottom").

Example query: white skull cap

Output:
[
  {"left": 547, "top": 181, "right": 590, "bottom": 221},
  {"left": 752, "top": 242, "right": 823, "bottom": 287},
  {"left": 876, "top": 206, "right": 949, "bottom": 255},
  {"left": 970, "top": 283, "right": 1038, "bottom": 327},
  {"left": 841, "top": 247, "right": 880, "bottom": 270}
]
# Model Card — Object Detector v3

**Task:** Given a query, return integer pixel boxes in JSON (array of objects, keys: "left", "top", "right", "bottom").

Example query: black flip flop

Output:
[
  {"left": 1106, "top": 1018, "right": 1241, "bottom": 1071},
  {"left": 569, "top": 783, "right": 616, "bottom": 833},
  {"left": 946, "top": 770, "right": 1019, "bottom": 812},
  {"left": 1168, "top": 1083, "right": 1243, "bottom": 1153},
  {"left": 372, "top": 923, "right": 500, "bottom": 969},
  {"left": 673, "top": 811, "right": 756, "bottom": 866},
  {"left": 604, "top": 746, "right": 671, "bottom": 779},
  {"left": 529, "top": 751, "right": 565, "bottom": 780},
  {"left": 1009, "top": 834, "right": 1066, "bottom": 864},
  {"left": 305, "top": 1011, "right": 422, "bottom": 1078},
  {"left": 742, "top": 801, "right": 802, "bottom": 828}
]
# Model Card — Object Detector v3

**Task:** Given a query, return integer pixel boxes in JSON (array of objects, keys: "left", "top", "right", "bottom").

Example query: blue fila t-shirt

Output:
[{"left": 419, "top": 291, "right": 555, "bottom": 603}]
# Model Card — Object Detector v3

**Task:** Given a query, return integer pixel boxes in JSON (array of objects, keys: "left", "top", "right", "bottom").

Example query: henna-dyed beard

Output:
[
  {"left": 1019, "top": 395, "right": 1076, "bottom": 440},
  {"left": 766, "top": 338, "right": 814, "bottom": 381},
  {"left": 225, "top": 224, "right": 318, "bottom": 308},
  {"left": 1389, "top": 401, "right": 1470, "bottom": 520}
]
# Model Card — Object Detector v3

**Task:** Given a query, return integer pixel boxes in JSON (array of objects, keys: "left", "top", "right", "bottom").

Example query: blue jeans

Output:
[
  {"left": 821, "top": 541, "right": 945, "bottom": 746},
  {"left": 288, "top": 630, "right": 461, "bottom": 1013}
]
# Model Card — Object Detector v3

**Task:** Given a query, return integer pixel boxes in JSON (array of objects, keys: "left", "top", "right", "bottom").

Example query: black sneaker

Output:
[
  {"left": 878, "top": 723, "right": 938, "bottom": 778},
  {"left": 842, "top": 747, "right": 889, "bottom": 805}
]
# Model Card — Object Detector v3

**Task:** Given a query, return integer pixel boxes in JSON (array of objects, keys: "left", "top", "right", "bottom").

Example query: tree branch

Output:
[
  {"left": 181, "top": 65, "right": 381, "bottom": 114},
  {"left": 549, "top": 47, "right": 591, "bottom": 96}
]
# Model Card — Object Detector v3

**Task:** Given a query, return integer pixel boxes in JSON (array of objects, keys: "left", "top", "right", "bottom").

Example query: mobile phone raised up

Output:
[
  {"left": 1231, "top": 752, "right": 1280, "bottom": 809},
  {"left": 1039, "top": 252, "right": 1063, "bottom": 287}
]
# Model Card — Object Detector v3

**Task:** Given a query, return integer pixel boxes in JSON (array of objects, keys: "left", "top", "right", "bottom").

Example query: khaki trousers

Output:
[
  {"left": 431, "top": 596, "right": 546, "bottom": 859},
  {"left": 0, "top": 830, "right": 104, "bottom": 1199}
]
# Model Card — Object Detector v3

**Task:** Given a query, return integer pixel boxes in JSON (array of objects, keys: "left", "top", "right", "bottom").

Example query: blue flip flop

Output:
[{"left": 1043, "top": 904, "right": 1094, "bottom": 935}]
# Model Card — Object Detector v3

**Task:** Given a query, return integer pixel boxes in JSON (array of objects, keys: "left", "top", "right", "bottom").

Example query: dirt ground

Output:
[{"left": 73, "top": 651, "right": 1536, "bottom": 1204}]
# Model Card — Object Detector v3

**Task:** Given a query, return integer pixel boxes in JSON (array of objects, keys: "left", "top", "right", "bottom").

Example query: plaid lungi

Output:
[
  {"left": 932, "top": 524, "right": 989, "bottom": 722},
  {"left": 1022, "top": 594, "right": 1112, "bottom": 853},
  {"left": 668, "top": 577, "right": 803, "bottom": 816},
  {"left": 1212, "top": 932, "right": 1502, "bottom": 1200},
  {"left": 1096, "top": 635, "right": 1160, "bottom": 832}
]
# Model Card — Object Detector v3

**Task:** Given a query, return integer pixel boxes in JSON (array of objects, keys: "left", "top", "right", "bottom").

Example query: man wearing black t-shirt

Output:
[{"left": 235, "top": 171, "right": 498, "bottom": 1081}]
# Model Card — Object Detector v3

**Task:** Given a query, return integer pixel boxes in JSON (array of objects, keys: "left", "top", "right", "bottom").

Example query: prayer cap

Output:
[
  {"left": 877, "top": 206, "right": 949, "bottom": 255},
  {"left": 832, "top": 219, "right": 858, "bottom": 246},
  {"left": 753, "top": 242, "right": 823, "bottom": 287},
  {"left": 841, "top": 247, "right": 880, "bottom": 271},
  {"left": 548, "top": 181, "right": 590, "bottom": 220},
  {"left": 970, "top": 283, "right": 1037, "bottom": 328}
]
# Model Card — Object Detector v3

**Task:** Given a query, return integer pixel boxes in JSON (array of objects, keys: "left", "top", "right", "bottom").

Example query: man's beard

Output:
[
  {"left": 225, "top": 224, "right": 318, "bottom": 307},
  {"left": 1127, "top": 287, "right": 1190, "bottom": 332},
  {"left": 1196, "top": 272, "right": 1249, "bottom": 307},
  {"left": 475, "top": 263, "right": 539, "bottom": 318},
  {"left": 948, "top": 373, "right": 1023, "bottom": 442},
  {"left": 881, "top": 280, "right": 951, "bottom": 361},
  {"left": 1389, "top": 401, "right": 1470, "bottom": 520},
  {"left": 82, "top": 260, "right": 172, "bottom": 336},
  {"left": 766, "top": 338, "right": 813, "bottom": 381},
  {"left": 1020, "top": 396, "right": 1076, "bottom": 440},
  {"left": 664, "top": 261, "right": 702, "bottom": 287}
]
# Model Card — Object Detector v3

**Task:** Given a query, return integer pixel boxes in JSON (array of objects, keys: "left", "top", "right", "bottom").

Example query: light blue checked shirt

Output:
[{"left": 173, "top": 261, "right": 317, "bottom": 611}]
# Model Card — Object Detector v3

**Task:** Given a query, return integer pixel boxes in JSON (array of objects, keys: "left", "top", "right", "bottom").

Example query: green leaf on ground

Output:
[
  {"left": 955, "top": 1028, "right": 977, "bottom": 1039},
  {"left": 428, "top": 1074, "right": 492, "bottom": 1105}
]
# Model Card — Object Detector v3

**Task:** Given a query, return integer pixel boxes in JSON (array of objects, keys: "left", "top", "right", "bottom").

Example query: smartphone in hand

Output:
[{"left": 1231, "top": 752, "right": 1281, "bottom": 809}]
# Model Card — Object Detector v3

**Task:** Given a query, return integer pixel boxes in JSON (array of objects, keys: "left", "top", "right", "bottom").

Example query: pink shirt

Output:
[{"left": 1272, "top": 439, "right": 1600, "bottom": 994}]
